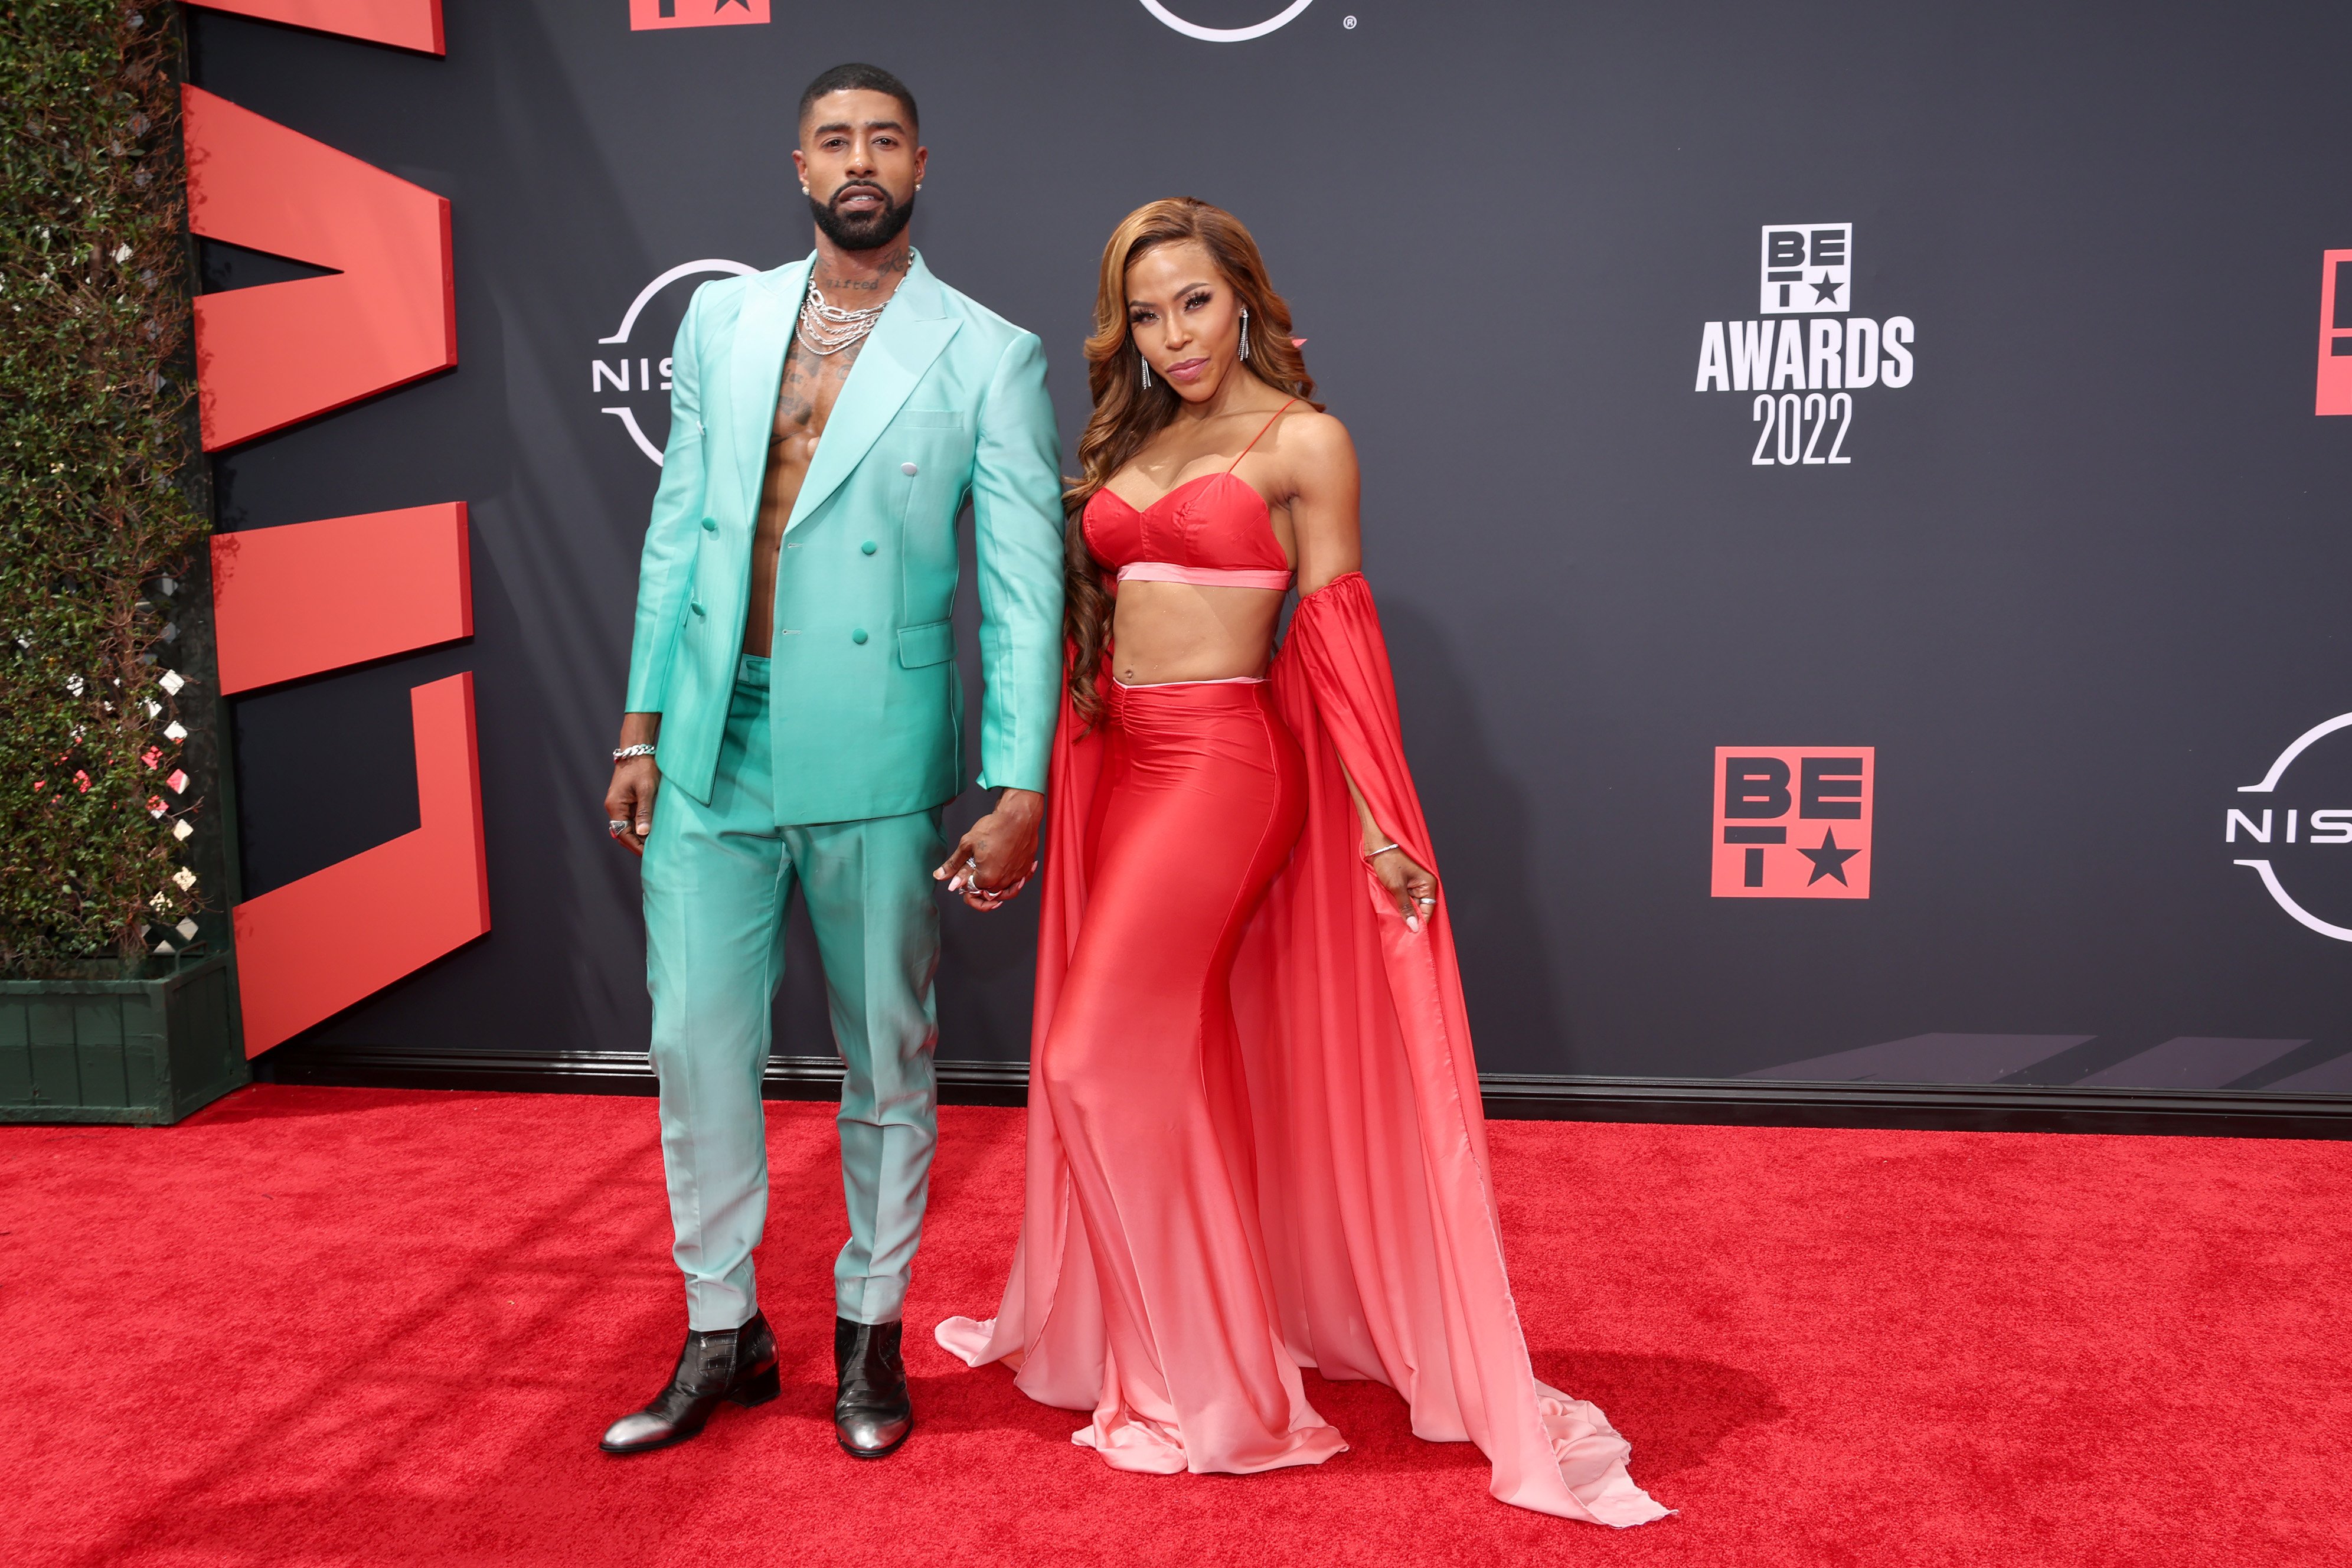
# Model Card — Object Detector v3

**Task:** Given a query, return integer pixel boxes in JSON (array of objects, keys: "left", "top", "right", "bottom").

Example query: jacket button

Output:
[
  {"left": 901, "top": 461, "right": 919, "bottom": 476},
  {"left": 701, "top": 518, "right": 717, "bottom": 533},
  {"left": 690, "top": 602, "right": 705, "bottom": 617},
  {"left": 861, "top": 540, "right": 877, "bottom": 555},
  {"left": 851, "top": 628, "right": 869, "bottom": 645}
]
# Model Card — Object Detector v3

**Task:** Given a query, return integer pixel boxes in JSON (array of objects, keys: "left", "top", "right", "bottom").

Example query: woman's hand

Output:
[{"left": 1365, "top": 844, "right": 1437, "bottom": 933}]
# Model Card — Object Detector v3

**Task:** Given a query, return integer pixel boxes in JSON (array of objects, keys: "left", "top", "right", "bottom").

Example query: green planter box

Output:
[{"left": 0, "top": 952, "right": 246, "bottom": 1125}]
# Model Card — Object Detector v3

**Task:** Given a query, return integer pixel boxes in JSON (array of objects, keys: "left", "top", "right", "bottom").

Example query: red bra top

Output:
[{"left": 1082, "top": 400, "right": 1298, "bottom": 592}]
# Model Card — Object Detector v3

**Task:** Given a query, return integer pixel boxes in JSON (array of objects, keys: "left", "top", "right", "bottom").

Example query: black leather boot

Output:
[
  {"left": 834, "top": 1317, "right": 912, "bottom": 1458},
  {"left": 600, "top": 1311, "right": 779, "bottom": 1455}
]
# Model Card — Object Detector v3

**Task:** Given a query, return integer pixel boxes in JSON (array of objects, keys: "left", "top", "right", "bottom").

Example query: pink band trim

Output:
[{"left": 1116, "top": 562, "right": 1292, "bottom": 592}]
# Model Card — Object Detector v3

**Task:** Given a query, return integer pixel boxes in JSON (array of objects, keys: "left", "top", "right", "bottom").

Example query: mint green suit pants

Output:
[{"left": 642, "top": 654, "right": 946, "bottom": 1331}]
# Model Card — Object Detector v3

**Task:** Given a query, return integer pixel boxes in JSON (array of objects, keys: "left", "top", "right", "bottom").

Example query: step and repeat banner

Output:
[{"left": 191, "top": 1, "right": 2352, "bottom": 1095}]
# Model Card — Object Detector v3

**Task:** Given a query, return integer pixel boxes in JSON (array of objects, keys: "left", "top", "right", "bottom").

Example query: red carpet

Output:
[{"left": 2, "top": 1087, "right": 2347, "bottom": 1566}]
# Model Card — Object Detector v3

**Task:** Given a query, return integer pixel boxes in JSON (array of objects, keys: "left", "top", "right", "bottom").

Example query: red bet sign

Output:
[
  {"left": 629, "top": 0, "right": 769, "bottom": 30},
  {"left": 1711, "top": 747, "right": 1874, "bottom": 899}
]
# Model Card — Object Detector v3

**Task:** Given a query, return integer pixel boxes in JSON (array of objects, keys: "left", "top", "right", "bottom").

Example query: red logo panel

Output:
[
  {"left": 1711, "top": 747, "right": 1874, "bottom": 899},
  {"left": 2320, "top": 250, "right": 2352, "bottom": 417},
  {"left": 181, "top": 1, "right": 445, "bottom": 55},
  {"left": 630, "top": 0, "right": 770, "bottom": 28}
]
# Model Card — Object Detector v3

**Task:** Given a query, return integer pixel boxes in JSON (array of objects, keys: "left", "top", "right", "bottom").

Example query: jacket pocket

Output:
[{"left": 897, "top": 619, "right": 955, "bottom": 669}]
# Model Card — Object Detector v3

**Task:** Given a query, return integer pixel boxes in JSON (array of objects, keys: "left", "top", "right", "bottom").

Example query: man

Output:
[{"left": 598, "top": 63, "right": 1061, "bottom": 1460}]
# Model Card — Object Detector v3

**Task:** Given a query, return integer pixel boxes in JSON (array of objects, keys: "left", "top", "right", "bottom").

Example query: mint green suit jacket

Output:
[{"left": 625, "top": 253, "right": 1065, "bottom": 823}]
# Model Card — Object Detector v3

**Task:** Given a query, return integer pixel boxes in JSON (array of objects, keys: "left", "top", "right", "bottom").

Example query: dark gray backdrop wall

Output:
[{"left": 192, "top": 1, "right": 2352, "bottom": 1099}]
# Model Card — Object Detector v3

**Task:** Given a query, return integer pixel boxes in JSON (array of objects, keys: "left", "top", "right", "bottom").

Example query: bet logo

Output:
[
  {"left": 1711, "top": 747, "right": 1874, "bottom": 899},
  {"left": 1693, "top": 222, "right": 1915, "bottom": 467},
  {"left": 629, "top": 0, "right": 768, "bottom": 28},
  {"left": 1760, "top": 223, "right": 1851, "bottom": 315},
  {"left": 2318, "top": 250, "right": 2352, "bottom": 416}
]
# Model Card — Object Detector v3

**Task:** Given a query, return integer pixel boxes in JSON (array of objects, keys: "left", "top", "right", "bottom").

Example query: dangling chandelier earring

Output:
[
  {"left": 1239, "top": 307, "right": 1252, "bottom": 361},
  {"left": 1139, "top": 352, "right": 1151, "bottom": 388}
]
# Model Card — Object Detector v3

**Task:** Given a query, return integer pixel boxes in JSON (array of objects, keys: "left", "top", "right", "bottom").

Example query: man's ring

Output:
[{"left": 609, "top": 819, "right": 629, "bottom": 835}]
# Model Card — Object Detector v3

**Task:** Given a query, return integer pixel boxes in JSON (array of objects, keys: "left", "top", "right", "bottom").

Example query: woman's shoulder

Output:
[{"left": 1262, "top": 401, "right": 1355, "bottom": 472}]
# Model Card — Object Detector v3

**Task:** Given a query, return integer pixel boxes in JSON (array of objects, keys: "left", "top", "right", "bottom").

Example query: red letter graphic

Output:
[
  {"left": 2320, "top": 250, "right": 2352, "bottom": 417},
  {"left": 211, "top": 504, "right": 472, "bottom": 695},
  {"left": 182, "top": 85, "right": 456, "bottom": 450},
  {"left": 231, "top": 674, "right": 490, "bottom": 1055},
  {"left": 180, "top": 1, "right": 445, "bottom": 55},
  {"left": 210, "top": 505, "right": 485, "bottom": 1054}
]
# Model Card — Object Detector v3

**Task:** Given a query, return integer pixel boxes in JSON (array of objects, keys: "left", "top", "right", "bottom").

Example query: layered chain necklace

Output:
[{"left": 797, "top": 279, "right": 890, "bottom": 357}]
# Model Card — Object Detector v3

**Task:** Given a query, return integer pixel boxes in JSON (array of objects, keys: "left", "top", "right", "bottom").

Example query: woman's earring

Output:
[
  {"left": 1239, "top": 307, "right": 1252, "bottom": 361},
  {"left": 1139, "top": 353, "right": 1152, "bottom": 388}
]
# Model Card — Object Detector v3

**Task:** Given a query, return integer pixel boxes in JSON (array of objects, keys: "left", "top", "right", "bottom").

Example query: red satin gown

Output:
[{"left": 939, "top": 407, "right": 1666, "bottom": 1525}]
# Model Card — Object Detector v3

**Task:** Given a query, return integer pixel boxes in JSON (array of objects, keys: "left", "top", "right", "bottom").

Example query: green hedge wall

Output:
[{"left": 1, "top": 2, "right": 208, "bottom": 969}]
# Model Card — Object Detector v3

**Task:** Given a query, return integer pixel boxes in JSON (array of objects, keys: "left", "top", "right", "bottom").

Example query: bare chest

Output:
[{"left": 771, "top": 335, "right": 863, "bottom": 449}]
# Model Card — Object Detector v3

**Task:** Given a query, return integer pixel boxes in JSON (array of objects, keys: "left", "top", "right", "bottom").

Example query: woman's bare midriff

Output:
[{"left": 1110, "top": 581, "right": 1286, "bottom": 686}]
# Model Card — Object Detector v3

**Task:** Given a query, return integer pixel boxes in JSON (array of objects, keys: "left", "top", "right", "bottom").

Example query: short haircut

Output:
[{"left": 798, "top": 63, "right": 919, "bottom": 134}]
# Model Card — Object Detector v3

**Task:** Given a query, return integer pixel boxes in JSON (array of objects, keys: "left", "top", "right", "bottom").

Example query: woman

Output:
[{"left": 937, "top": 199, "right": 1664, "bottom": 1526}]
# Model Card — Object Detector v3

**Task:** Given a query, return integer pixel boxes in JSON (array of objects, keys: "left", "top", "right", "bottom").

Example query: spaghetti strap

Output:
[{"left": 1228, "top": 398, "right": 1300, "bottom": 471}]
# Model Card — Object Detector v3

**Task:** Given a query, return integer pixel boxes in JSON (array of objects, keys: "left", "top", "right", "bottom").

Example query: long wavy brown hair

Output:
[{"left": 1063, "top": 198, "right": 1322, "bottom": 726}]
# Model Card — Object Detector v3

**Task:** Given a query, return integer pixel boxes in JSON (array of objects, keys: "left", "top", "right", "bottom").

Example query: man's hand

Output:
[
  {"left": 605, "top": 713, "right": 662, "bottom": 857},
  {"left": 935, "top": 788, "right": 1044, "bottom": 911}
]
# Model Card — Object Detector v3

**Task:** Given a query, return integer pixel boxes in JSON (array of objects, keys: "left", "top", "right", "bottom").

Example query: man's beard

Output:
[{"left": 809, "top": 182, "right": 915, "bottom": 251}]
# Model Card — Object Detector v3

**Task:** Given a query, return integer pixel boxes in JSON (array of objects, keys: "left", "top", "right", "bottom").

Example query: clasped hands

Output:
[{"left": 934, "top": 787, "right": 1043, "bottom": 912}]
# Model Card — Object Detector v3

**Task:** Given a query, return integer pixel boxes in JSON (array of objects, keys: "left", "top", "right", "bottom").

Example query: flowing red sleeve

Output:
[{"left": 943, "top": 574, "right": 1667, "bottom": 1525}]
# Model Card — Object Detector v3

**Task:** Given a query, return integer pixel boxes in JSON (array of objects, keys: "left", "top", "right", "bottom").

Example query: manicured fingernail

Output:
[{"left": 1406, "top": 916, "right": 1420, "bottom": 933}]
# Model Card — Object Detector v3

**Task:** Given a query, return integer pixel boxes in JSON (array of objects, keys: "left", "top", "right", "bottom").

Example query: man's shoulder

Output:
[
  {"left": 925, "top": 269, "right": 1038, "bottom": 354},
  {"left": 684, "top": 265, "right": 781, "bottom": 328}
]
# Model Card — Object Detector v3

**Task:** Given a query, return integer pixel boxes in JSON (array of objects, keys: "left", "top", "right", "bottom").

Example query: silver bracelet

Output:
[
  {"left": 612, "top": 743, "right": 656, "bottom": 761},
  {"left": 1362, "top": 841, "right": 1401, "bottom": 858}
]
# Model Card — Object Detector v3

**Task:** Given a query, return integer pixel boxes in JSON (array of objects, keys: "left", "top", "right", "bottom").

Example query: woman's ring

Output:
[{"left": 1416, "top": 896, "right": 1436, "bottom": 905}]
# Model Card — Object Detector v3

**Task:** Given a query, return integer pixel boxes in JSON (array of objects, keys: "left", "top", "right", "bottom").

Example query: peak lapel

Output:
[
  {"left": 729, "top": 258, "right": 808, "bottom": 521},
  {"left": 786, "top": 255, "right": 961, "bottom": 533}
]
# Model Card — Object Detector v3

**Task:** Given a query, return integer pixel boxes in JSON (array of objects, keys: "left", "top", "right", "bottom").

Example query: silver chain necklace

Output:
[{"left": 797, "top": 281, "right": 890, "bottom": 356}]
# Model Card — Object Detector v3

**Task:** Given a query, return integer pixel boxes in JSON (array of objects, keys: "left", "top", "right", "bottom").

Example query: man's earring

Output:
[{"left": 1239, "top": 306, "right": 1252, "bottom": 361}]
